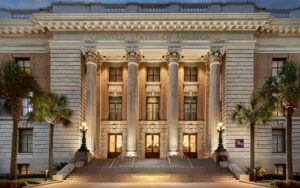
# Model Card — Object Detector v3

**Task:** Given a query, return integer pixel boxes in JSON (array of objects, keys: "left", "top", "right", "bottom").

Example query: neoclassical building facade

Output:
[{"left": 0, "top": 1, "right": 300, "bottom": 176}]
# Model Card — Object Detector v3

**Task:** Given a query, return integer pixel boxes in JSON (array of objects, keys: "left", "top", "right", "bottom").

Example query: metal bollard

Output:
[{"left": 44, "top": 169, "right": 49, "bottom": 181}]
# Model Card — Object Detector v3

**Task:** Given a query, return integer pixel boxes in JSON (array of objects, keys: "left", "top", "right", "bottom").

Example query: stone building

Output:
[{"left": 0, "top": 1, "right": 300, "bottom": 177}]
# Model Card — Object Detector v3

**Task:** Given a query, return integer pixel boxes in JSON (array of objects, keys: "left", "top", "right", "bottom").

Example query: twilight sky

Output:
[{"left": 1, "top": 0, "right": 300, "bottom": 10}]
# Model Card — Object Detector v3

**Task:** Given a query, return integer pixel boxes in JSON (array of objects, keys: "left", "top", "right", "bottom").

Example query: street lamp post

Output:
[
  {"left": 215, "top": 122, "right": 226, "bottom": 152},
  {"left": 214, "top": 122, "right": 228, "bottom": 167},
  {"left": 78, "top": 122, "right": 89, "bottom": 152}
]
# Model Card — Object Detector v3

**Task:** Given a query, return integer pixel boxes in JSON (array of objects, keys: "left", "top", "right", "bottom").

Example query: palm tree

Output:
[
  {"left": 232, "top": 93, "right": 272, "bottom": 181},
  {"left": 0, "top": 60, "right": 40, "bottom": 180},
  {"left": 28, "top": 92, "right": 73, "bottom": 178},
  {"left": 260, "top": 62, "right": 300, "bottom": 180}
]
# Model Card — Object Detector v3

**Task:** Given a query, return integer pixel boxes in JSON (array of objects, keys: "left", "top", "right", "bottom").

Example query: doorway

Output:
[
  {"left": 145, "top": 134, "right": 160, "bottom": 158},
  {"left": 108, "top": 134, "right": 122, "bottom": 158},
  {"left": 183, "top": 134, "right": 197, "bottom": 158}
]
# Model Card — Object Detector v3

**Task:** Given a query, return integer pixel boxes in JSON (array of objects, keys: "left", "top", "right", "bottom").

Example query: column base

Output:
[
  {"left": 126, "top": 151, "right": 137, "bottom": 157},
  {"left": 168, "top": 151, "right": 179, "bottom": 156}
]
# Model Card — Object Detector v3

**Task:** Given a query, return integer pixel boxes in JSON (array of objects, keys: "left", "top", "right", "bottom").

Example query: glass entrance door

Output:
[
  {"left": 145, "top": 134, "right": 160, "bottom": 158},
  {"left": 108, "top": 134, "right": 122, "bottom": 158},
  {"left": 183, "top": 134, "right": 197, "bottom": 158}
]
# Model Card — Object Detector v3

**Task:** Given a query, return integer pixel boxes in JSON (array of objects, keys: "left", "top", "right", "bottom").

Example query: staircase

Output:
[{"left": 67, "top": 157, "right": 236, "bottom": 182}]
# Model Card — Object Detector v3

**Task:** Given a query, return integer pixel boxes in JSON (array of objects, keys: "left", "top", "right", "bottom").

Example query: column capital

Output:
[
  {"left": 126, "top": 48, "right": 141, "bottom": 65},
  {"left": 208, "top": 47, "right": 225, "bottom": 66},
  {"left": 81, "top": 47, "right": 102, "bottom": 66},
  {"left": 166, "top": 48, "right": 181, "bottom": 65}
]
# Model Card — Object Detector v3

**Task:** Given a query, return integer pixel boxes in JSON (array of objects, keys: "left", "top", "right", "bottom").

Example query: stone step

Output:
[{"left": 66, "top": 174, "right": 236, "bottom": 182}]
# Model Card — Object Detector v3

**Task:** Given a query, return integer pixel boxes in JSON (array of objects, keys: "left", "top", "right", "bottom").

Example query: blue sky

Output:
[{"left": 1, "top": 0, "right": 300, "bottom": 10}]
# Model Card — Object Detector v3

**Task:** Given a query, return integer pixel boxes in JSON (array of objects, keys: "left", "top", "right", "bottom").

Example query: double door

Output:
[
  {"left": 145, "top": 134, "right": 160, "bottom": 158},
  {"left": 183, "top": 134, "right": 197, "bottom": 158},
  {"left": 108, "top": 134, "right": 122, "bottom": 158}
]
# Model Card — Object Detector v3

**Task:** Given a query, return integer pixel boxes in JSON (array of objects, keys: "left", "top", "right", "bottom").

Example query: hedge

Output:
[{"left": 0, "top": 180, "right": 27, "bottom": 188}]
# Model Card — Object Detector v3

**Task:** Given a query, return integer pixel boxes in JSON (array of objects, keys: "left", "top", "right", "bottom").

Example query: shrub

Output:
[
  {"left": 0, "top": 180, "right": 27, "bottom": 188},
  {"left": 271, "top": 180, "right": 300, "bottom": 188}
]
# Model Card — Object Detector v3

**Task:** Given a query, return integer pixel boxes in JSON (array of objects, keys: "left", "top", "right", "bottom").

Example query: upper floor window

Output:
[
  {"left": 109, "top": 67, "right": 123, "bottom": 82},
  {"left": 19, "top": 129, "right": 33, "bottom": 153},
  {"left": 146, "top": 97, "right": 160, "bottom": 120},
  {"left": 272, "top": 129, "right": 285, "bottom": 153},
  {"left": 18, "top": 164, "right": 30, "bottom": 175},
  {"left": 272, "top": 58, "right": 286, "bottom": 76},
  {"left": 184, "top": 96, "right": 197, "bottom": 120},
  {"left": 22, "top": 98, "right": 33, "bottom": 117},
  {"left": 109, "top": 96, "right": 122, "bottom": 120},
  {"left": 15, "top": 58, "right": 30, "bottom": 74},
  {"left": 147, "top": 67, "right": 160, "bottom": 82},
  {"left": 184, "top": 67, "right": 197, "bottom": 82},
  {"left": 274, "top": 164, "right": 286, "bottom": 176}
]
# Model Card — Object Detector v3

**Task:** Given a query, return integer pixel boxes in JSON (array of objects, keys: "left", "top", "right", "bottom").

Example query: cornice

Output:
[{"left": 0, "top": 13, "right": 299, "bottom": 35}]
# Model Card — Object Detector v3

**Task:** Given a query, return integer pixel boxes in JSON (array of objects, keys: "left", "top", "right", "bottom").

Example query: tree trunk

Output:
[
  {"left": 9, "top": 97, "right": 22, "bottom": 180},
  {"left": 250, "top": 123, "right": 255, "bottom": 181},
  {"left": 48, "top": 123, "right": 55, "bottom": 178},
  {"left": 286, "top": 106, "right": 294, "bottom": 180}
]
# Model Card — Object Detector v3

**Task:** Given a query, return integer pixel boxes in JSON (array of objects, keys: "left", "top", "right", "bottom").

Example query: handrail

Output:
[
  {"left": 167, "top": 156, "right": 171, "bottom": 168},
  {"left": 109, "top": 157, "right": 116, "bottom": 169}
]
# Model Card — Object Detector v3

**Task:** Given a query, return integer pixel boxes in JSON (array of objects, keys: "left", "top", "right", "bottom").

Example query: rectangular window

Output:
[
  {"left": 184, "top": 67, "right": 197, "bottom": 82},
  {"left": 109, "top": 96, "right": 122, "bottom": 120},
  {"left": 272, "top": 129, "right": 285, "bottom": 153},
  {"left": 22, "top": 98, "right": 33, "bottom": 117},
  {"left": 274, "top": 164, "right": 286, "bottom": 176},
  {"left": 19, "top": 129, "right": 33, "bottom": 153},
  {"left": 18, "top": 164, "right": 30, "bottom": 175},
  {"left": 184, "top": 97, "right": 197, "bottom": 120},
  {"left": 147, "top": 67, "right": 160, "bottom": 82},
  {"left": 146, "top": 97, "right": 160, "bottom": 120},
  {"left": 15, "top": 58, "right": 30, "bottom": 74},
  {"left": 109, "top": 67, "right": 123, "bottom": 82},
  {"left": 272, "top": 58, "right": 286, "bottom": 76}
]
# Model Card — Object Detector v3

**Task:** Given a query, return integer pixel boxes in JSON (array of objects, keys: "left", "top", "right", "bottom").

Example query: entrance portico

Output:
[{"left": 79, "top": 45, "right": 224, "bottom": 159}]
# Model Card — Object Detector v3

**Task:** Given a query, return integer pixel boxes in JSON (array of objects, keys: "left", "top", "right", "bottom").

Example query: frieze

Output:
[{"left": 55, "top": 32, "right": 237, "bottom": 42}]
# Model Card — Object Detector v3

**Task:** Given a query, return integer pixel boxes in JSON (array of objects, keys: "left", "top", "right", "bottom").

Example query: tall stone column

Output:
[
  {"left": 166, "top": 49, "right": 180, "bottom": 156},
  {"left": 82, "top": 47, "right": 100, "bottom": 154},
  {"left": 208, "top": 47, "right": 223, "bottom": 153},
  {"left": 126, "top": 49, "right": 140, "bottom": 157}
]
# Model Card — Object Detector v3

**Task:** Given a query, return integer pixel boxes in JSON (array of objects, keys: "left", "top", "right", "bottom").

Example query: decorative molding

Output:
[
  {"left": 208, "top": 47, "right": 225, "bottom": 65},
  {"left": 126, "top": 48, "right": 141, "bottom": 64},
  {"left": 81, "top": 47, "right": 102, "bottom": 66},
  {"left": 166, "top": 48, "right": 181, "bottom": 64},
  {"left": 0, "top": 13, "right": 300, "bottom": 35}
]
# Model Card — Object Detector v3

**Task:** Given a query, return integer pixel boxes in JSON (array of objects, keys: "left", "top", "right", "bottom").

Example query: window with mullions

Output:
[
  {"left": 19, "top": 129, "right": 33, "bottom": 153},
  {"left": 109, "top": 67, "right": 123, "bottom": 82},
  {"left": 272, "top": 129, "right": 285, "bottom": 153},
  {"left": 274, "top": 164, "right": 286, "bottom": 176},
  {"left": 146, "top": 97, "right": 160, "bottom": 120},
  {"left": 109, "top": 96, "right": 122, "bottom": 120},
  {"left": 272, "top": 58, "right": 286, "bottom": 76},
  {"left": 22, "top": 98, "right": 33, "bottom": 117},
  {"left": 184, "top": 67, "right": 197, "bottom": 82},
  {"left": 15, "top": 58, "right": 30, "bottom": 74},
  {"left": 18, "top": 164, "right": 30, "bottom": 175},
  {"left": 184, "top": 97, "right": 197, "bottom": 120},
  {"left": 147, "top": 67, "right": 160, "bottom": 82}
]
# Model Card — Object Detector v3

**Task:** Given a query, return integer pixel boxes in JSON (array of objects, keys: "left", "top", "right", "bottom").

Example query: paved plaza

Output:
[{"left": 38, "top": 182, "right": 266, "bottom": 188}]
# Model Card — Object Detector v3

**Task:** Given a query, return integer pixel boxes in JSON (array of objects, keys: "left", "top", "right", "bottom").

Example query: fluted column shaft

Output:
[
  {"left": 167, "top": 50, "right": 180, "bottom": 156},
  {"left": 83, "top": 48, "right": 99, "bottom": 154},
  {"left": 126, "top": 50, "right": 140, "bottom": 157},
  {"left": 208, "top": 48, "right": 222, "bottom": 153}
]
